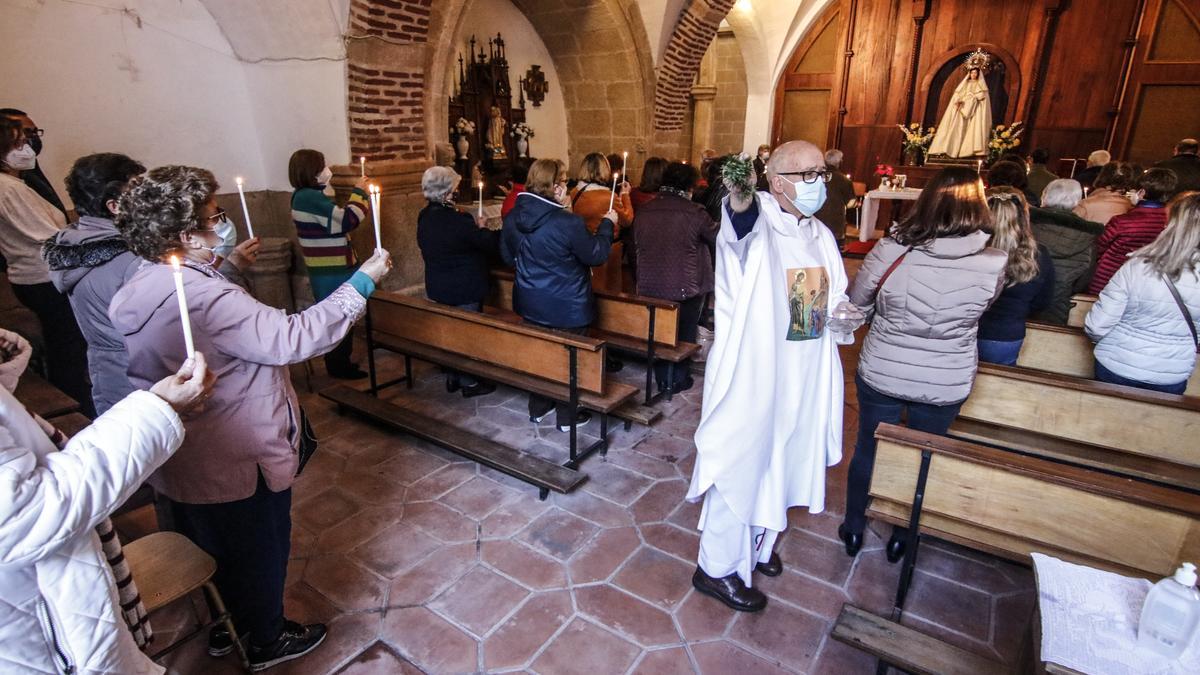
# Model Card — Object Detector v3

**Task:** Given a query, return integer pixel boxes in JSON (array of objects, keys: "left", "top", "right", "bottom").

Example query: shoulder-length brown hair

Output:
[
  {"left": 526, "top": 159, "right": 567, "bottom": 200},
  {"left": 288, "top": 149, "right": 325, "bottom": 190},
  {"left": 986, "top": 187, "right": 1040, "bottom": 285},
  {"left": 892, "top": 167, "right": 991, "bottom": 247},
  {"left": 578, "top": 152, "right": 612, "bottom": 185}
]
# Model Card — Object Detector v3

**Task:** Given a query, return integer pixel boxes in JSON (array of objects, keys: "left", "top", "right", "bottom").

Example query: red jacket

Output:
[
  {"left": 501, "top": 183, "right": 525, "bottom": 218},
  {"left": 1088, "top": 203, "right": 1167, "bottom": 294}
]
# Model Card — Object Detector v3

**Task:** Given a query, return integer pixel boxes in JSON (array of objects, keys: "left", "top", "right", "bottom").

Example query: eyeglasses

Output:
[
  {"left": 204, "top": 208, "right": 226, "bottom": 225},
  {"left": 23, "top": 128, "right": 44, "bottom": 138},
  {"left": 776, "top": 170, "right": 833, "bottom": 184}
]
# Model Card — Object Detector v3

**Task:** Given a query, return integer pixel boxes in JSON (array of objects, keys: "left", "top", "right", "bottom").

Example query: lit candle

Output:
[
  {"left": 1083, "top": 187, "right": 1090, "bottom": 198},
  {"left": 369, "top": 185, "right": 382, "bottom": 251},
  {"left": 234, "top": 176, "right": 255, "bottom": 239},
  {"left": 608, "top": 171, "right": 619, "bottom": 211},
  {"left": 360, "top": 156, "right": 366, "bottom": 177},
  {"left": 477, "top": 181, "right": 484, "bottom": 218},
  {"left": 169, "top": 255, "right": 195, "bottom": 359},
  {"left": 976, "top": 159, "right": 983, "bottom": 174},
  {"left": 622, "top": 150, "right": 628, "bottom": 179}
]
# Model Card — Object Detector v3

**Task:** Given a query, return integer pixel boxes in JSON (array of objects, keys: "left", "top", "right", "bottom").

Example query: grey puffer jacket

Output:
[
  {"left": 43, "top": 217, "right": 144, "bottom": 415},
  {"left": 850, "top": 232, "right": 1007, "bottom": 405}
]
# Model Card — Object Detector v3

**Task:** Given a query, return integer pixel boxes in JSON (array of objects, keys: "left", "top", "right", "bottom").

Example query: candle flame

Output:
[
  {"left": 235, "top": 176, "right": 244, "bottom": 186},
  {"left": 613, "top": 172, "right": 619, "bottom": 179},
  {"left": 170, "top": 254, "right": 180, "bottom": 270},
  {"left": 478, "top": 181, "right": 483, "bottom": 188}
]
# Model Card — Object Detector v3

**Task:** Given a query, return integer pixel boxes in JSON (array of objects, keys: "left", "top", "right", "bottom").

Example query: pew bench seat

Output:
[{"left": 831, "top": 604, "right": 1011, "bottom": 675}]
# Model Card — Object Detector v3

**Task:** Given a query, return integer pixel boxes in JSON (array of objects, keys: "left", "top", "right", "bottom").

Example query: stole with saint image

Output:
[{"left": 785, "top": 267, "right": 829, "bottom": 341}]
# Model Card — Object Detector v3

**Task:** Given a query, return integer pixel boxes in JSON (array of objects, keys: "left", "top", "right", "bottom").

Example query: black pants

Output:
[
  {"left": 323, "top": 332, "right": 356, "bottom": 375},
  {"left": 171, "top": 472, "right": 292, "bottom": 645},
  {"left": 654, "top": 294, "right": 705, "bottom": 388},
  {"left": 11, "top": 282, "right": 94, "bottom": 416},
  {"left": 843, "top": 373, "right": 964, "bottom": 533},
  {"left": 526, "top": 323, "right": 589, "bottom": 426}
]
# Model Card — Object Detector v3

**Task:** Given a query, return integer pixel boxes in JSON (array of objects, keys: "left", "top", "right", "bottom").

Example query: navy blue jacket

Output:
[
  {"left": 500, "top": 191, "right": 614, "bottom": 328},
  {"left": 978, "top": 244, "right": 1056, "bottom": 341},
  {"left": 417, "top": 201, "right": 499, "bottom": 306}
]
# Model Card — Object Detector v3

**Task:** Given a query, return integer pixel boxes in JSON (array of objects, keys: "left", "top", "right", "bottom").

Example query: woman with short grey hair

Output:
[
  {"left": 421, "top": 166, "right": 461, "bottom": 202},
  {"left": 416, "top": 165, "right": 499, "bottom": 397},
  {"left": 1040, "top": 178, "right": 1084, "bottom": 211}
]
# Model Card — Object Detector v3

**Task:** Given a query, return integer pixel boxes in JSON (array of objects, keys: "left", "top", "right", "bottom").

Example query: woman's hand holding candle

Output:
[
  {"left": 150, "top": 351, "right": 217, "bottom": 413},
  {"left": 228, "top": 238, "right": 261, "bottom": 271},
  {"left": 359, "top": 248, "right": 393, "bottom": 284}
]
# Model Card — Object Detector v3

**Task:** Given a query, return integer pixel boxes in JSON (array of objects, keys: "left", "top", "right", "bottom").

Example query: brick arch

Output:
[
  {"left": 345, "top": 0, "right": 656, "bottom": 171},
  {"left": 653, "top": 0, "right": 737, "bottom": 133}
]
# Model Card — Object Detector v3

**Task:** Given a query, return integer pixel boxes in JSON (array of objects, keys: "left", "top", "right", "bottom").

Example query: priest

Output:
[{"left": 687, "top": 140, "right": 862, "bottom": 611}]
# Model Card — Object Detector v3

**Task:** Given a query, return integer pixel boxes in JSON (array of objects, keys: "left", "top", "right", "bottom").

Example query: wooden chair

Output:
[
  {"left": 490, "top": 269, "right": 699, "bottom": 405},
  {"left": 1017, "top": 320, "right": 1200, "bottom": 395},
  {"left": 950, "top": 363, "right": 1200, "bottom": 492},
  {"left": 123, "top": 531, "right": 249, "bottom": 670}
]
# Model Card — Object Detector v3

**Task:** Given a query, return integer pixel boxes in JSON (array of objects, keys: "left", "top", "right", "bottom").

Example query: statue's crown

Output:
[{"left": 964, "top": 48, "right": 993, "bottom": 72}]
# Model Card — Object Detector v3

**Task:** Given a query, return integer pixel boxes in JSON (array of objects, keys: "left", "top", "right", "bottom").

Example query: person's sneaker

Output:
[
  {"left": 207, "top": 625, "right": 247, "bottom": 657},
  {"left": 556, "top": 410, "right": 592, "bottom": 432},
  {"left": 248, "top": 620, "right": 327, "bottom": 671}
]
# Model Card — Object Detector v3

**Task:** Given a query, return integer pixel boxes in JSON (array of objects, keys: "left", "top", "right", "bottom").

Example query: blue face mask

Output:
[
  {"left": 784, "top": 176, "right": 827, "bottom": 217},
  {"left": 213, "top": 215, "right": 237, "bottom": 259}
]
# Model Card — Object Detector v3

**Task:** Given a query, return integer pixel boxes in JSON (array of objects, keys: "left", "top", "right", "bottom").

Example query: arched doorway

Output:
[{"left": 771, "top": 3, "right": 844, "bottom": 149}]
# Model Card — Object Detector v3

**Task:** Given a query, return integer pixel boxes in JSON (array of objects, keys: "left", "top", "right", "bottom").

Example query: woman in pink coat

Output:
[{"left": 109, "top": 166, "right": 391, "bottom": 671}]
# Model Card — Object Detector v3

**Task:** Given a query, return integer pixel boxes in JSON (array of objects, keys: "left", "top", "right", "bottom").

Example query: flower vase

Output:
[
  {"left": 456, "top": 135, "right": 470, "bottom": 160},
  {"left": 516, "top": 136, "right": 528, "bottom": 158},
  {"left": 904, "top": 149, "right": 921, "bottom": 167}
]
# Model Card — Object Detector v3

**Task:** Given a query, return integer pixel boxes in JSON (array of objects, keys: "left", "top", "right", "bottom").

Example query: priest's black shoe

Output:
[
  {"left": 755, "top": 552, "right": 782, "bottom": 577},
  {"left": 691, "top": 567, "right": 767, "bottom": 612},
  {"left": 461, "top": 381, "right": 496, "bottom": 398},
  {"left": 886, "top": 532, "right": 907, "bottom": 563},
  {"left": 838, "top": 524, "right": 863, "bottom": 558}
]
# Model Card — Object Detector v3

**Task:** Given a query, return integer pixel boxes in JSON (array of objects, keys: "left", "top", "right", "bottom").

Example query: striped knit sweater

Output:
[
  {"left": 1088, "top": 203, "right": 1167, "bottom": 294},
  {"left": 292, "top": 186, "right": 369, "bottom": 278}
]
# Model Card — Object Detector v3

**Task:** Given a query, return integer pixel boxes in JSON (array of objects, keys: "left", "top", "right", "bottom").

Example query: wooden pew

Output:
[
  {"left": 843, "top": 423, "right": 1200, "bottom": 673},
  {"left": 324, "top": 291, "right": 641, "bottom": 497},
  {"left": 1065, "top": 293, "right": 1096, "bottom": 327},
  {"left": 489, "top": 269, "right": 700, "bottom": 405},
  {"left": 1017, "top": 320, "right": 1200, "bottom": 395},
  {"left": 950, "top": 363, "right": 1200, "bottom": 492}
]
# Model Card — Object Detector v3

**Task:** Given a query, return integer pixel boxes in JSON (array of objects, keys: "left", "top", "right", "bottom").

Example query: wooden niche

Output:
[{"left": 449, "top": 33, "right": 528, "bottom": 200}]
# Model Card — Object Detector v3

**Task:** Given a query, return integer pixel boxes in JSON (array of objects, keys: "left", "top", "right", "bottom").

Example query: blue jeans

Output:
[
  {"left": 978, "top": 338, "right": 1024, "bottom": 366},
  {"left": 844, "top": 374, "right": 965, "bottom": 533},
  {"left": 1094, "top": 359, "right": 1187, "bottom": 395}
]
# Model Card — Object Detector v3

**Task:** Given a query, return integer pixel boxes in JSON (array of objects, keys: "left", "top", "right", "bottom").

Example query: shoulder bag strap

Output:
[
  {"left": 1163, "top": 274, "right": 1200, "bottom": 354},
  {"left": 874, "top": 246, "right": 915, "bottom": 298}
]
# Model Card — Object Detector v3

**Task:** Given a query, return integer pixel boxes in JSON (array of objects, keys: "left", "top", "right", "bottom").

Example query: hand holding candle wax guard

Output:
[{"left": 234, "top": 176, "right": 255, "bottom": 239}]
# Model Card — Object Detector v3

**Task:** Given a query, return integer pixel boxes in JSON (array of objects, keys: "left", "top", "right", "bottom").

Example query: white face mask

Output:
[
  {"left": 213, "top": 215, "right": 237, "bottom": 258},
  {"left": 316, "top": 167, "right": 333, "bottom": 186},
  {"left": 759, "top": 152, "right": 770, "bottom": 161},
  {"left": 3, "top": 144, "right": 36, "bottom": 171}
]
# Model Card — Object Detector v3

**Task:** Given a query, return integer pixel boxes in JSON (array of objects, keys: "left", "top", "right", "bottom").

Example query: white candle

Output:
[
  {"left": 622, "top": 151, "right": 628, "bottom": 179},
  {"left": 234, "top": 176, "right": 255, "bottom": 239},
  {"left": 367, "top": 183, "right": 381, "bottom": 249},
  {"left": 359, "top": 156, "right": 366, "bottom": 177},
  {"left": 976, "top": 160, "right": 983, "bottom": 174},
  {"left": 1083, "top": 187, "right": 1090, "bottom": 198},
  {"left": 170, "top": 255, "right": 195, "bottom": 359},
  {"left": 608, "top": 171, "right": 619, "bottom": 211},
  {"left": 477, "top": 181, "right": 484, "bottom": 217}
]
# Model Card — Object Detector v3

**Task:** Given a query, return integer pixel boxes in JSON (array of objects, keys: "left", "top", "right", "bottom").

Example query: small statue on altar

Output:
[
  {"left": 928, "top": 48, "right": 993, "bottom": 159},
  {"left": 487, "top": 105, "right": 508, "bottom": 157}
]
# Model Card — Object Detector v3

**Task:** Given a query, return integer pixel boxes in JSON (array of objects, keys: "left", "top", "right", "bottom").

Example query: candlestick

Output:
[
  {"left": 369, "top": 185, "right": 382, "bottom": 251},
  {"left": 608, "top": 172, "right": 619, "bottom": 211},
  {"left": 234, "top": 176, "right": 255, "bottom": 239},
  {"left": 477, "top": 181, "right": 484, "bottom": 217},
  {"left": 360, "top": 156, "right": 366, "bottom": 177},
  {"left": 169, "top": 255, "right": 195, "bottom": 359}
]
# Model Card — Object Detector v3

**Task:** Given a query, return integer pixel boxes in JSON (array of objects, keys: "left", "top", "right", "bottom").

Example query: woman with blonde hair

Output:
[
  {"left": 1085, "top": 192, "right": 1200, "bottom": 394},
  {"left": 570, "top": 152, "right": 632, "bottom": 291},
  {"left": 977, "top": 187, "right": 1055, "bottom": 364}
]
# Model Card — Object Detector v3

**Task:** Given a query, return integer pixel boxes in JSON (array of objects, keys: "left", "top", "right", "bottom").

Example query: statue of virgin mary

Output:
[{"left": 928, "top": 49, "right": 993, "bottom": 158}]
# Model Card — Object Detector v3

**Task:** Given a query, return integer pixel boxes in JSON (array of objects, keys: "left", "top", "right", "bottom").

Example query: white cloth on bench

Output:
[{"left": 1033, "top": 553, "right": 1200, "bottom": 674}]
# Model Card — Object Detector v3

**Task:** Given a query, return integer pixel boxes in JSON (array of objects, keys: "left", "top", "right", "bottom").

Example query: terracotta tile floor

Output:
[{"left": 145, "top": 269, "right": 1037, "bottom": 673}]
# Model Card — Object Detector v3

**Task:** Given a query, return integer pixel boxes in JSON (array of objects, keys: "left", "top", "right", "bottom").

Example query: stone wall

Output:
[
  {"left": 653, "top": 0, "right": 736, "bottom": 132},
  {"left": 710, "top": 30, "right": 749, "bottom": 155}
]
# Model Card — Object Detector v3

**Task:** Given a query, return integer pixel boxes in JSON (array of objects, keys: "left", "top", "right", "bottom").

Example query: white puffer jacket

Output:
[
  {"left": 1085, "top": 257, "right": 1200, "bottom": 385},
  {"left": 0, "top": 351, "right": 184, "bottom": 673}
]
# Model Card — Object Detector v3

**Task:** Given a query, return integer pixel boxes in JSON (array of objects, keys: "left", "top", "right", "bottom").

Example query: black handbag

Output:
[{"left": 295, "top": 406, "right": 319, "bottom": 475}]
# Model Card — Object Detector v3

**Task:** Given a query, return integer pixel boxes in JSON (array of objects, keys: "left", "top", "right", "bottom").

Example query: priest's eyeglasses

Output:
[{"left": 776, "top": 170, "right": 833, "bottom": 184}]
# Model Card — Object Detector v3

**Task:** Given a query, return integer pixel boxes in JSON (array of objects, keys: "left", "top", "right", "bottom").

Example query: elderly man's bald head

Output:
[{"left": 766, "top": 141, "right": 824, "bottom": 181}]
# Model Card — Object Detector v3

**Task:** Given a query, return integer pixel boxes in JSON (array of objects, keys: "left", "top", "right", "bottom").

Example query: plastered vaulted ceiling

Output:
[{"left": 196, "top": 0, "right": 350, "bottom": 61}]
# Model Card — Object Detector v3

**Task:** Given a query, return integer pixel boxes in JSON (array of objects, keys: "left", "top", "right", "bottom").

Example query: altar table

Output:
[{"left": 859, "top": 187, "right": 922, "bottom": 242}]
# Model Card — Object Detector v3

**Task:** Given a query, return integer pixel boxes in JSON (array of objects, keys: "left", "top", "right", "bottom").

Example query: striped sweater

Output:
[
  {"left": 1088, "top": 203, "right": 1167, "bottom": 294},
  {"left": 292, "top": 186, "right": 368, "bottom": 274}
]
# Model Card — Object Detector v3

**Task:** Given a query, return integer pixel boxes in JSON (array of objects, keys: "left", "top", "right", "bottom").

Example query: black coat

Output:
[
  {"left": 1155, "top": 154, "right": 1200, "bottom": 195},
  {"left": 417, "top": 201, "right": 499, "bottom": 306},
  {"left": 500, "top": 191, "right": 613, "bottom": 329},
  {"left": 978, "top": 244, "right": 1055, "bottom": 341}
]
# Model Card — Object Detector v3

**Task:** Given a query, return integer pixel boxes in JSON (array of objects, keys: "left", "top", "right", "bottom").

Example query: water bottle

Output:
[{"left": 1137, "top": 562, "right": 1200, "bottom": 659}]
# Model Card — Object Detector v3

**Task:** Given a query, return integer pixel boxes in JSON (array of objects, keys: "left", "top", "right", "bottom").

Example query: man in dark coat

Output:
[
  {"left": 814, "top": 149, "right": 855, "bottom": 246},
  {"left": 1155, "top": 138, "right": 1200, "bottom": 195}
]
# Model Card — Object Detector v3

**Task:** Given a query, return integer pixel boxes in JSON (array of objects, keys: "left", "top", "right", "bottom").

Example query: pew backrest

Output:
[
  {"left": 369, "top": 291, "right": 608, "bottom": 395},
  {"left": 1066, "top": 293, "right": 1097, "bottom": 328},
  {"left": 868, "top": 423, "right": 1200, "bottom": 580},
  {"left": 959, "top": 363, "right": 1200, "bottom": 468},
  {"left": 1018, "top": 321, "right": 1200, "bottom": 396},
  {"left": 490, "top": 270, "right": 680, "bottom": 347}
]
